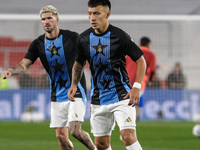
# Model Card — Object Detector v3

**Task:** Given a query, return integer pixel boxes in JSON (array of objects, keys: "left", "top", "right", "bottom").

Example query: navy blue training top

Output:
[
  {"left": 76, "top": 24, "right": 143, "bottom": 105},
  {"left": 25, "top": 29, "right": 86, "bottom": 103}
]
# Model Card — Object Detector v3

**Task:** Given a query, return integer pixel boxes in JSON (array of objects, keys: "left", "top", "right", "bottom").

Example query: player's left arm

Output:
[{"left": 124, "top": 56, "right": 146, "bottom": 107}]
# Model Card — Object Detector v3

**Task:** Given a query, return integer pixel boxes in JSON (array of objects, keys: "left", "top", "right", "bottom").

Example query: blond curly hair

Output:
[{"left": 39, "top": 5, "right": 59, "bottom": 17}]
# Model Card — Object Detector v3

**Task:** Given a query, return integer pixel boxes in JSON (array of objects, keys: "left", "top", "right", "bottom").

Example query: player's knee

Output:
[
  {"left": 96, "top": 144, "right": 108, "bottom": 150},
  {"left": 95, "top": 142, "right": 110, "bottom": 150},
  {"left": 122, "top": 135, "right": 135, "bottom": 146},
  {"left": 56, "top": 132, "right": 66, "bottom": 141}
]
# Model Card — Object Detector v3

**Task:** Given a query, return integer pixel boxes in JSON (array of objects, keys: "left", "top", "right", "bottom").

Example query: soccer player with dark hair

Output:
[
  {"left": 68, "top": 0, "right": 146, "bottom": 149},
  {"left": 126, "top": 36, "right": 157, "bottom": 120},
  {"left": 2, "top": 5, "right": 96, "bottom": 150}
]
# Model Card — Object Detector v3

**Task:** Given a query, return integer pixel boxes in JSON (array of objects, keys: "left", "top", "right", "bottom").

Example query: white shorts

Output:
[
  {"left": 90, "top": 99, "right": 136, "bottom": 137},
  {"left": 50, "top": 98, "right": 86, "bottom": 128}
]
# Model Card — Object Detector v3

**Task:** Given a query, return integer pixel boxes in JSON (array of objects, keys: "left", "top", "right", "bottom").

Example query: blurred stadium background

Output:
[{"left": 0, "top": 0, "right": 200, "bottom": 149}]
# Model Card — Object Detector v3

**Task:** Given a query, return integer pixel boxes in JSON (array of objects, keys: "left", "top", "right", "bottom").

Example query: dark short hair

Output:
[
  {"left": 140, "top": 37, "right": 151, "bottom": 46},
  {"left": 88, "top": 0, "right": 111, "bottom": 11}
]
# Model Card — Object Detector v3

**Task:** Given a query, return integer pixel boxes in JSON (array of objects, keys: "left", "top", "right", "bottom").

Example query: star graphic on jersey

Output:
[
  {"left": 56, "top": 75, "right": 68, "bottom": 89},
  {"left": 95, "top": 58, "right": 109, "bottom": 75},
  {"left": 47, "top": 45, "right": 61, "bottom": 58},
  {"left": 92, "top": 39, "right": 107, "bottom": 56},
  {"left": 52, "top": 59, "right": 64, "bottom": 74},
  {"left": 99, "top": 78, "right": 112, "bottom": 90}
]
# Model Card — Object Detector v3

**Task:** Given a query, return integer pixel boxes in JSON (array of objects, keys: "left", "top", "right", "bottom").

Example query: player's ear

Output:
[
  {"left": 106, "top": 11, "right": 111, "bottom": 19},
  {"left": 56, "top": 16, "right": 59, "bottom": 22}
]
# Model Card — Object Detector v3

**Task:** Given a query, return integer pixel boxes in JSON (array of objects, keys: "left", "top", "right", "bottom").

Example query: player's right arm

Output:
[
  {"left": 68, "top": 60, "right": 86, "bottom": 101},
  {"left": 2, "top": 58, "right": 32, "bottom": 79}
]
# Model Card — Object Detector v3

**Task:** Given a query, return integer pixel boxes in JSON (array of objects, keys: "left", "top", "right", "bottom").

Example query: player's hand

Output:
[
  {"left": 123, "top": 88, "right": 140, "bottom": 107},
  {"left": 68, "top": 84, "right": 77, "bottom": 102},
  {"left": 2, "top": 69, "right": 12, "bottom": 79}
]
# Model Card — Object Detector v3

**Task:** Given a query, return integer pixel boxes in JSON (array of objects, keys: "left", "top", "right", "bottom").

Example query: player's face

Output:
[
  {"left": 88, "top": 5, "right": 110, "bottom": 34},
  {"left": 41, "top": 12, "right": 59, "bottom": 33}
]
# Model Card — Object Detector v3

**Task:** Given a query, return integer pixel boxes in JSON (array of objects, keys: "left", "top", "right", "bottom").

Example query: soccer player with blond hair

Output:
[{"left": 2, "top": 5, "right": 96, "bottom": 150}]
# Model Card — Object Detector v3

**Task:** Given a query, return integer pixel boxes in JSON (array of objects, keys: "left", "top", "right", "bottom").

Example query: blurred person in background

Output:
[
  {"left": 1, "top": 5, "right": 96, "bottom": 150},
  {"left": 167, "top": 62, "right": 186, "bottom": 89},
  {"left": 126, "top": 36, "right": 157, "bottom": 120},
  {"left": 68, "top": 0, "right": 146, "bottom": 149}
]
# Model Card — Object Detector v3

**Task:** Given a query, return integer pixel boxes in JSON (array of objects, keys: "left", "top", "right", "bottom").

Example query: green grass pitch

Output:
[{"left": 0, "top": 121, "right": 199, "bottom": 150}]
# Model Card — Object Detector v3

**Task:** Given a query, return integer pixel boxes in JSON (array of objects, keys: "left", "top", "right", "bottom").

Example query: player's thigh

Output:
[
  {"left": 113, "top": 100, "right": 136, "bottom": 131},
  {"left": 90, "top": 104, "right": 115, "bottom": 137},
  {"left": 50, "top": 101, "right": 70, "bottom": 128},
  {"left": 68, "top": 98, "right": 86, "bottom": 124}
]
